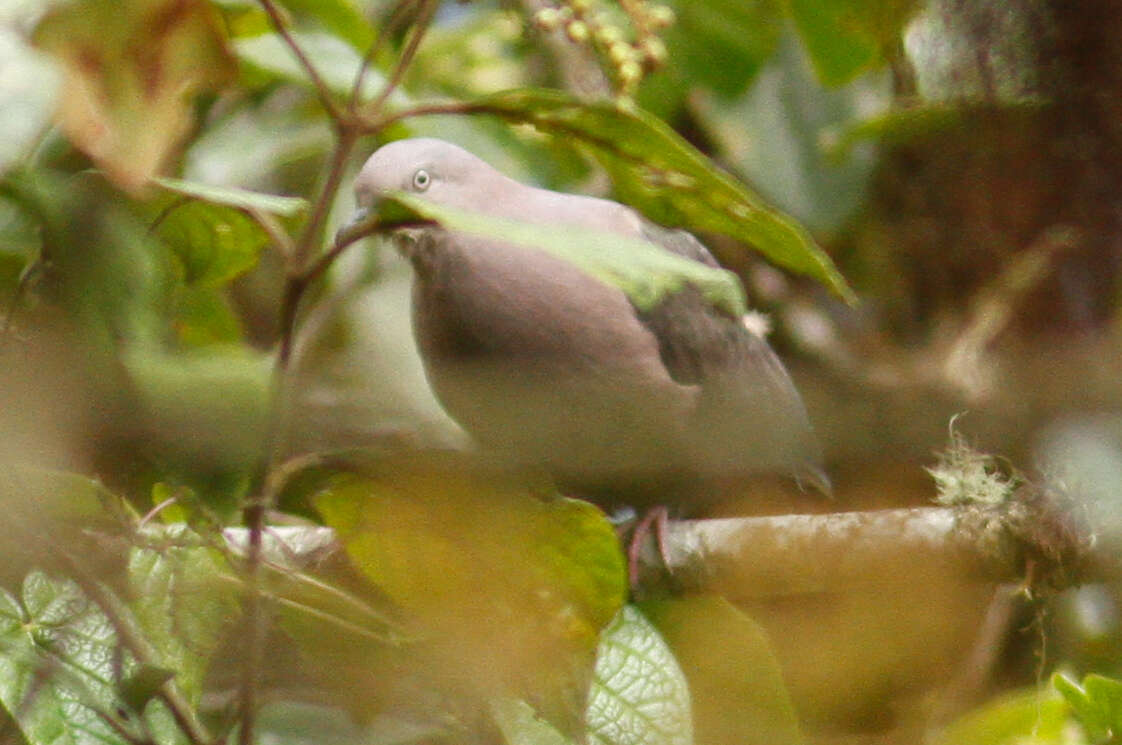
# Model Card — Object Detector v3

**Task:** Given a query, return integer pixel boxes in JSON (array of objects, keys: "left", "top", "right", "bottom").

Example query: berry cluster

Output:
[{"left": 531, "top": 0, "right": 675, "bottom": 99}]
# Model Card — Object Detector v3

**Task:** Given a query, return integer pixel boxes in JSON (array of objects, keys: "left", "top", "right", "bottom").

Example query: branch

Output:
[
  {"left": 354, "top": 0, "right": 439, "bottom": 120},
  {"left": 636, "top": 498, "right": 1092, "bottom": 598},
  {"left": 256, "top": 0, "right": 342, "bottom": 120},
  {"left": 219, "top": 499, "right": 1096, "bottom": 601},
  {"left": 243, "top": 207, "right": 295, "bottom": 260},
  {"left": 350, "top": 0, "right": 419, "bottom": 111}
]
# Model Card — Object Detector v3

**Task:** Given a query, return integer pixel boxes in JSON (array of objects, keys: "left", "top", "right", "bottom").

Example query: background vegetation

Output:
[{"left": 2, "top": 0, "right": 1122, "bottom": 743}]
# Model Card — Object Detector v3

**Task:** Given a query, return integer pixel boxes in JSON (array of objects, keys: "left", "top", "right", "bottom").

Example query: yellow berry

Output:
[
  {"left": 639, "top": 37, "right": 667, "bottom": 65},
  {"left": 608, "top": 41, "right": 634, "bottom": 65},
  {"left": 566, "top": 20, "right": 590, "bottom": 42},
  {"left": 534, "top": 7, "right": 563, "bottom": 31},
  {"left": 593, "top": 25, "right": 623, "bottom": 46},
  {"left": 618, "top": 59, "right": 642, "bottom": 84},
  {"left": 647, "top": 4, "right": 675, "bottom": 28}
]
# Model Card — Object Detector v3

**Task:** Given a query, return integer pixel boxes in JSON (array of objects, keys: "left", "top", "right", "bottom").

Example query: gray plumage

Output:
[{"left": 350, "top": 137, "right": 825, "bottom": 511}]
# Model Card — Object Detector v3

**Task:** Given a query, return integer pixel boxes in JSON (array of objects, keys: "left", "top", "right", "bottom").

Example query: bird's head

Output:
[{"left": 336, "top": 137, "right": 508, "bottom": 254}]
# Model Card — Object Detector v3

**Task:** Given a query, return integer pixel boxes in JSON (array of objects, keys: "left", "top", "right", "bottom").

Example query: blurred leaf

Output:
[
  {"left": 0, "top": 465, "right": 135, "bottom": 584},
  {"left": 373, "top": 190, "right": 748, "bottom": 316},
  {"left": 1084, "top": 675, "right": 1122, "bottom": 735},
  {"left": 492, "top": 698, "right": 577, "bottom": 745},
  {"left": 826, "top": 104, "right": 967, "bottom": 160},
  {"left": 702, "top": 34, "right": 889, "bottom": 234},
  {"left": 0, "top": 463, "right": 134, "bottom": 532},
  {"left": 1053, "top": 672, "right": 1122, "bottom": 743},
  {"left": 314, "top": 453, "right": 626, "bottom": 721},
  {"left": 641, "top": 596, "right": 802, "bottom": 745},
  {"left": 183, "top": 102, "right": 331, "bottom": 188},
  {"left": 35, "top": 0, "right": 236, "bottom": 190},
  {"left": 152, "top": 199, "right": 267, "bottom": 288},
  {"left": 0, "top": 572, "right": 182, "bottom": 745},
  {"left": 128, "top": 526, "right": 240, "bottom": 700},
  {"left": 586, "top": 605, "right": 692, "bottom": 745},
  {"left": 456, "top": 89, "right": 855, "bottom": 303},
  {"left": 124, "top": 346, "right": 271, "bottom": 474},
  {"left": 235, "top": 29, "right": 387, "bottom": 101},
  {"left": 3, "top": 169, "right": 171, "bottom": 346},
  {"left": 117, "top": 664, "right": 174, "bottom": 713},
  {"left": 170, "top": 286, "right": 244, "bottom": 347},
  {"left": 662, "top": 0, "right": 783, "bottom": 98},
  {"left": 0, "top": 31, "right": 60, "bottom": 175},
  {"left": 936, "top": 686, "right": 1070, "bottom": 745},
  {"left": 253, "top": 700, "right": 439, "bottom": 745},
  {"left": 274, "top": 0, "right": 373, "bottom": 51},
  {"left": 788, "top": 0, "right": 917, "bottom": 86},
  {"left": 155, "top": 177, "right": 308, "bottom": 216},
  {"left": 788, "top": 0, "right": 877, "bottom": 86},
  {"left": 409, "top": 9, "right": 526, "bottom": 97}
]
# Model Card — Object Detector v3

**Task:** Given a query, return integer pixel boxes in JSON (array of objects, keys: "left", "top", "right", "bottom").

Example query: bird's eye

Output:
[{"left": 412, "top": 169, "right": 431, "bottom": 191}]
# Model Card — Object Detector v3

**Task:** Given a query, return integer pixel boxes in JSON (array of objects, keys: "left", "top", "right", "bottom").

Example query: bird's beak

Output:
[{"left": 334, "top": 205, "right": 375, "bottom": 249}]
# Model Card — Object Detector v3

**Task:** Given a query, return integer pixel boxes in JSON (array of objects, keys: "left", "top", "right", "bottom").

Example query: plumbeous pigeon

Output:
[{"left": 348, "top": 137, "right": 827, "bottom": 511}]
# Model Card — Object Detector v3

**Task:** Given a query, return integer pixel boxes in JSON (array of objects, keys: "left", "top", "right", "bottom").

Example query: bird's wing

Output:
[{"left": 637, "top": 222, "right": 828, "bottom": 487}]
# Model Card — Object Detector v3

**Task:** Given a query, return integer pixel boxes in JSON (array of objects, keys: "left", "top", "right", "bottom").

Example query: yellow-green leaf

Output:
[
  {"left": 35, "top": 0, "right": 236, "bottom": 190},
  {"left": 444, "top": 89, "right": 855, "bottom": 303}
]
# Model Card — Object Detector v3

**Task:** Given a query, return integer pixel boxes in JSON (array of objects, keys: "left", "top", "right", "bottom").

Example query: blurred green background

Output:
[{"left": 3, "top": 0, "right": 1122, "bottom": 743}]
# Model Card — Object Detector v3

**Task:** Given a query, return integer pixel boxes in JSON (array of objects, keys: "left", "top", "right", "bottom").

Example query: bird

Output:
[{"left": 344, "top": 137, "right": 827, "bottom": 518}]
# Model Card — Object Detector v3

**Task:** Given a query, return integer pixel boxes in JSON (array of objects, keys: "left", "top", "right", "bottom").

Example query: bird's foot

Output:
[{"left": 627, "top": 505, "right": 671, "bottom": 590}]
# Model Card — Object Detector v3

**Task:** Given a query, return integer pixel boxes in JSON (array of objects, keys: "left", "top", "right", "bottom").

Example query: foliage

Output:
[{"left": 0, "top": 1, "right": 1116, "bottom": 745}]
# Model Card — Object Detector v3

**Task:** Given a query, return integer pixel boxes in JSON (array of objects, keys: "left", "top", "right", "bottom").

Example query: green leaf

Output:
[
  {"left": 0, "top": 464, "right": 134, "bottom": 530},
  {"left": 0, "top": 574, "right": 122, "bottom": 745},
  {"left": 234, "top": 30, "right": 388, "bottom": 101},
  {"left": 788, "top": 0, "right": 917, "bottom": 87},
  {"left": 661, "top": 0, "right": 782, "bottom": 98},
  {"left": 826, "top": 104, "right": 967, "bottom": 160},
  {"left": 586, "top": 605, "right": 692, "bottom": 745},
  {"left": 492, "top": 698, "right": 578, "bottom": 745},
  {"left": 702, "top": 33, "right": 889, "bottom": 234},
  {"left": 641, "top": 596, "right": 802, "bottom": 745},
  {"left": 128, "top": 527, "right": 240, "bottom": 701},
  {"left": 0, "top": 465, "right": 135, "bottom": 583},
  {"left": 376, "top": 190, "right": 747, "bottom": 316},
  {"left": 0, "top": 572, "right": 182, "bottom": 745},
  {"left": 117, "top": 664, "right": 174, "bottom": 713},
  {"left": 1083, "top": 675, "right": 1122, "bottom": 737},
  {"left": 1053, "top": 672, "right": 1122, "bottom": 742},
  {"left": 151, "top": 198, "right": 267, "bottom": 288},
  {"left": 273, "top": 0, "right": 373, "bottom": 51},
  {"left": 170, "top": 286, "right": 245, "bottom": 347},
  {"left": 938, "top": 684, "right": 1071, "bottom": 745},
  {"left": 154, "top": 177, "right": 307, "bottom": 216},
  {"left": 0, "top": 30, "right": 60, "bottom": 175},
  {"left": 314, "top": 453, "right": 626, "bottom": 716},
  {"left": 788, "top": 0, "right": 878, "bottom": 86},
  {"left": 34, "top": 0, "right": 235, "bottom": 191},
  {"left": 454, "top": 89, "right": 855, "bottom": 303},
  {"left": 123, "top": 346, "right": 272, "bottom": 473},
  {"left": 149, "top": 178, "right": 305, "bottom": 289}
]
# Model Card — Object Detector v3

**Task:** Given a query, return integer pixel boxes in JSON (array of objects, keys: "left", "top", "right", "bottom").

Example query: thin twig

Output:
[
  {"left": 256, "top": 0, "right": 342, "bottom": 120},
  {"left": 290, "top": 128, "right": 360, "bottom": 275},
  {"left": 360, "top": 0, "right": 439, "bottom": 119},
  {"left": 350, "top": 0, "right": 421, "bottom": 112},
  {"left": 244, "top": 207, "right": 296, "bottom": 259},
  {"left": 358, "top": 99, "right": 478, "bottom": 135},
  {"left": 239, "top": 49, "right": 362, "bottom": 745}
]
